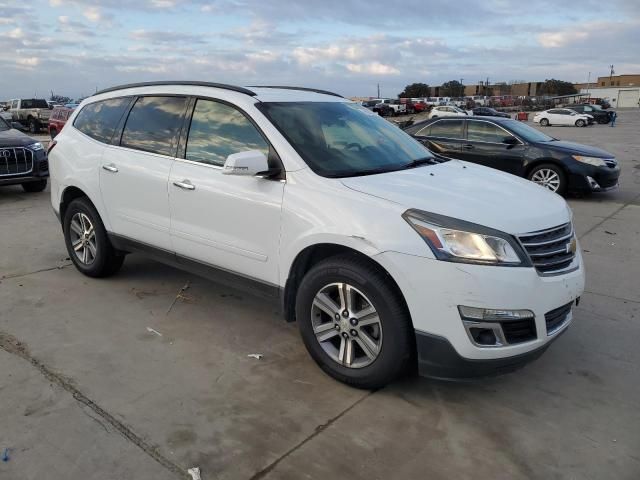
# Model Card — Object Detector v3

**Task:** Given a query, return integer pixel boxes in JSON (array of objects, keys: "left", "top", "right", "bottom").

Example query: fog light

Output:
[
  {"left": 470, "top": 327, "right": 498, "bottom": 346},
  {"left": 458, "top": 306, "right": 534, "bottom": 321},
  {"left": 586, "top": 176, "right": 601, "bottom": 190}
]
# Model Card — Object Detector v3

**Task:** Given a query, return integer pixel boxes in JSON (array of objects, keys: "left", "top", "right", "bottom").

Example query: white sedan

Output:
[
  {"left": 428, "top": 106, "right": 468, "bottom": 119},
  {"left": 533, "top": 108, "right": 592, "bottom": 127}
]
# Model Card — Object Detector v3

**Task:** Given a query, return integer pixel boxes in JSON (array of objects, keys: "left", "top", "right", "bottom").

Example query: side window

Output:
[
  {"left": 548, "top": 109, "right": 561, "bottom": 114},
  {"left": 467, "top": 121, "right": 508, "bottom": 143},
  {"left": 185, "top": 99, "right": 269, "bottom": 167},
  {"left": 11, "top": 100, "right": 18, "bottom": 109},
  {"left": 22, "top": 100, "right": 32, "bottom": 109},
  {"left": 415, "top": 125, "right": 431, "bottom": 137},
  {"left": 429, "top": 120, "right": 464, "bottom": 138},
  {"left": 121, "top": 96, "right": 187, "bottom": 156},
  {"left": 74, "top": 97, "right": 131, "bottom": 143}
]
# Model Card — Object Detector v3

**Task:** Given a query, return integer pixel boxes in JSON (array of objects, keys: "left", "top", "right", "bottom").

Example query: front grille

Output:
[
  {"left": 545, "top": 302, "right": 572, "bottom": 334},
  {"left": 501, "top": 319, "right": 537, "bottom": 344},
  {"left": 518, "top": 223, "right": 576, "bottom": 275},
  {"left": 0, "top": 147, "right": 34, "bottom": 176}
]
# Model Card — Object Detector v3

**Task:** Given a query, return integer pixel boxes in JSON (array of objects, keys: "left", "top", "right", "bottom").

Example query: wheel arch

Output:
[
  {"left": 60, "top": 185, "right": 93, "bottom": 222},
  {"left": 524, "top": 158, "right": 569, "bottom": 180},
  {"left": 281, "top": 243, "right": 410, "bottom": 326}
]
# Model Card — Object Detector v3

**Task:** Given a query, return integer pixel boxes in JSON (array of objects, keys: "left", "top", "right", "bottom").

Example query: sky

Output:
[{"left": 1, "top": 0, "right": 639, "bottom": 100}]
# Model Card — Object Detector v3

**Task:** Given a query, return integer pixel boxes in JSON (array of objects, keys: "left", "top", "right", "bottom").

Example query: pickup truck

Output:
[
  {"left": 7, "top": 98, "right": 52, "bottom": 133},
  {"left": 373, "top": 99, "right": 407, "bottom": 116}
]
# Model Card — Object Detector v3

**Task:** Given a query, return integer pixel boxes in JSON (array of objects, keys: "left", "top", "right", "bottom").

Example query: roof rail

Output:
[
  {"left": 94, "top": 81, "right": 256, "bottom": 97},
  {"left": 247, "top": 85, "right": 344, "bottom": 98}
]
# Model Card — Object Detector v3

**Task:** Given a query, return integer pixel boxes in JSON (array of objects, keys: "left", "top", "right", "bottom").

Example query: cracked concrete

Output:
[{"left": 1, "top": 112, "right": 640, "bottom": 479}]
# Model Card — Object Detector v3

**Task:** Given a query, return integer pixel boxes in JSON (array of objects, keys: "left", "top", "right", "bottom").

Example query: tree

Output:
[
  {"left": 440, "top": 80, "right": 465, "bottom": 97},
  {"left": 538, "top": 79, "right": 577, "bottom": 96},
  {"left": 50, "top": 94, "right": 71, "bottom": 104},
  {"left": 398, "top": 82, "right": 430, "bottom": 98}
]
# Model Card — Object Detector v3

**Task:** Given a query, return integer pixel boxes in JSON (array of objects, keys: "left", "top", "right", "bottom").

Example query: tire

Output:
[
  {"left": 50, "top": 128, "right": 58, "bottom": 139},
  {"left": 540, "top": 118, "right": 549, "bottom": 126},
  {"left": 28, "top": 118, "right": 38, "bottom": 133},
  {"left": 527, "top": 163, "right": 567, "bottom": 195},
  {"left": 597, "top": 117, "right": 609, "bottom": 124},
  {"left": 575, "top": 119, "right": 586, "bottom": 127},
  {"left": 63, "top": 197, "right": 125, "bottom": 277},
  {"left": 22, "top": 179, "right": 47, "bottom": 192},
  {"left": 295, "top": 254, "right": 413, "bottom": 389}
]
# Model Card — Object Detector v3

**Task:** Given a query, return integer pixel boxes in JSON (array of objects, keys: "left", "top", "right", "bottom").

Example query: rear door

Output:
[
  {"left": 99, "top": 95, "right": 189, "bottom": 251},
  {"left": 168, "top": 97, "right": 284, "bottom": 286},
  {"left": 458, "top": 119, "right": 525, "bottom": 175},
  {"left": 412, "top": 119, "right": 464, "bottom": 157}
]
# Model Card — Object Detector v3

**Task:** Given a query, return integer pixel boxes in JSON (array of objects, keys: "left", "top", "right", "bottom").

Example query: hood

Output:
[
  {"left": 542, "top": 140, "right": 614, "bottom": 158},
  {"left": 0, "top": 128, "right": 37, "bottom": 147},
  {"left": 340, "top": 160, "right": 570, "bottom": 234}
]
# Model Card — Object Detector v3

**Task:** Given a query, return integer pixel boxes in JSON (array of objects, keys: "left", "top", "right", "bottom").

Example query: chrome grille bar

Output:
[
  {"left": 0, "top": 147, "right": 34, "bottom": 177},
  {"left": 518, "top": 223, "right": 576, "bottom": 275}
]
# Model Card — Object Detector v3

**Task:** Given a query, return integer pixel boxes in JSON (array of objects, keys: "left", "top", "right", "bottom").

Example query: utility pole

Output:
[
  {"left": 586, "top": 71, "right": 591, "bottom": 98},
  {"left": 460, "top": 78, "right": 464, "bottom": 98},
  {"left": 377, "top": 83, "right": 380, "bottom": 99},
  {"left": 609, "top": 65, "right": 615, "bottom": 80}
]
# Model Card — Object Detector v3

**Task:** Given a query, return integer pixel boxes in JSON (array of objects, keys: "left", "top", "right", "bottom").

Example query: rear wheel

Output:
[
  {"left": 22, "top": 179, "right": 47, "bottom": 192},
  {"left": 527, "top": 163, "right": 566, "bottom": 195},
  {"left": 540, "top": 118, "right": 549, "bottom": 126},
  {"left": 28, "top": 118, "right": 38, "bottom": 133},
  {"left": 575, "top": 119, "right": 586, "bottom": 127},
  {"left": 295, "top": 254, "right": 413, "bottom": 389},
  {"left": 63, "top": 197, "right": 125, "bottom": 277}
]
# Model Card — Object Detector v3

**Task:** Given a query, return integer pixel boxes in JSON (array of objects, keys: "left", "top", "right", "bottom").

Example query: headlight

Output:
[
  {"left": 572, "top": 155, "right": 606, "bottom": 167},
  {"left": 27, "top": 142, "right": 44, "bottom": 151},
  {"left": 402, "top": 209, "right": 529, "bottom": 266}
]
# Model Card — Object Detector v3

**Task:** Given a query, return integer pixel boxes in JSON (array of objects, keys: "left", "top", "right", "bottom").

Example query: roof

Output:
[
  {"left": 403, "top": 115, "right": 516, "bottom": 133},
  {"left": 92, "top": 81, "right": 345, "bottom": 103}
]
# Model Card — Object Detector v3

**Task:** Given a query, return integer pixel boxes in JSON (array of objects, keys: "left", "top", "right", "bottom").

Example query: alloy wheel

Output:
[
  {"left": 531, "top": 168, "right": 561, "bottom": 192},
  {"left": 310, "top": 282, "right": 383, "bottom": 368},
  {"left": 69, "top": 212, "right": 97, "bottom": 264}
]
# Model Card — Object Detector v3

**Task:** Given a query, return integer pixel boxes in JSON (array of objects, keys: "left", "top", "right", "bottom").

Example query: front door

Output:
[
  {"left": 413, "top": 118, "right": 464, "bottom": 157},
  {"left": 169, "top": 98, "right": 284, "bottom": 286},
  {"left": 458, "top": 119, "right": 526, "bottom": 175}
]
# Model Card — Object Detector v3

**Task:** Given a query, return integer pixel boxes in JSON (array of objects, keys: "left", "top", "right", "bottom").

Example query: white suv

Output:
[{"left": 50, "top": 81, "right": 585, "bottom": 388}]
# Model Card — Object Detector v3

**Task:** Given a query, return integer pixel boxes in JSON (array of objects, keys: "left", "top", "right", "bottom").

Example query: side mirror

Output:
[
  {"left": 502, "top": 136, "right": 518, "bottom": 145},
  {"left": 222, "top": 150, "right": 270, "bottom": 176}
]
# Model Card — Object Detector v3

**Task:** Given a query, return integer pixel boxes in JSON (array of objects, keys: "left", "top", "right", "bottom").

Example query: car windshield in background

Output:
[
  {"left": 21, "top": 99, "right": 50, "bottom": 109},
  {"left": 504, "top": 119, "right": 555, "bottom": 143},
  {"left": 257, "top": 102, "right": 434, "bottom": 178}
]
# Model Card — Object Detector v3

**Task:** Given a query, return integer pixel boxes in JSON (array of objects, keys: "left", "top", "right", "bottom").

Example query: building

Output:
[
  {"left": 575, "top": 74, "right": 640, "bottom": 92},
  {"left": 578, "top": 86, "right": 640, "bottom": 108}
]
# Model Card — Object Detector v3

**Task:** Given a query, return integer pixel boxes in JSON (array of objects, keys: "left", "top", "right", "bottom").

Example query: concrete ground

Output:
[{"left": 1, "top": 111, "right": 639, "bottom": 480}]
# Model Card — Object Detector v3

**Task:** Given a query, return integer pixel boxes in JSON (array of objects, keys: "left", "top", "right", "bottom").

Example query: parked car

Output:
[
  {"left": 428, "top": 106, "right": 468, "bottom": 119},
  {"left": 0, "top": 116, "right": 49, "bottom": 192},
  {"left": 361, "top": 99, "right": 382, "bottom": 110},
  {"left": 533, "top": 108, "right": 592, "bottom": 127},
  {"left": 402, "top": 100, "right": 429, "bottom": 114},
  {"left": 48, "top": 106, "right": 75, "bottom": 139},
  {"left": 403, "top": 116, "right": 620, "bottom": 195},
  {"left": 472, "top": 107, "right": 511, "bottom": 118},
  {"left": 7, "top": 98, "right": 52, "bottom": 133},
  {"left": 566, "top": 104, "right": 611, "bottom": 124},
  {"left": 50, "top": 81, "right": 585, "bottom": 388},
  {"left": 373, "top": 99, "right": 406, "bottom": 116}
]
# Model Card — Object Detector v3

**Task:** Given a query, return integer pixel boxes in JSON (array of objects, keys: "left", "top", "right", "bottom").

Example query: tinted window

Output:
[
  {"left": 467, "top": 121, "right": 508, "bottom": 143},
  {"left": 74, "top": 97, "right": 131, "bottom": 143},
  {"left": 548, "top": 109, "right": 562, "bottom": 114},
  {"left": 185, "top": 99, "right": 268, "bottom": 167},
  {"left": 121, "top": 96, "right": 187, "bottom": 156},
  {"left": 21, "top": 99, "right": 49, "bottom": 109},
  {"left": 428, "top": 120, "right": 464, "bottom": 138}
]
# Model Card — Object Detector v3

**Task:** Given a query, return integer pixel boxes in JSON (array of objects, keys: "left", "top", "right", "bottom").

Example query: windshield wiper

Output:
[{"left": 400, "top": 156, "right": 438, "bottom": 169}]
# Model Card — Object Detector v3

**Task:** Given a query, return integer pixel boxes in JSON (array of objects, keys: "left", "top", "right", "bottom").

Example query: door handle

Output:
[
  {"left": 173, "top": 180, "right": 195, "bottom": 191},
  {"left": 102, "top": 164, "right": 118, "bottom": 173},
  {"left": 462, "top": 144, "right": 475, "bottom": 150}
]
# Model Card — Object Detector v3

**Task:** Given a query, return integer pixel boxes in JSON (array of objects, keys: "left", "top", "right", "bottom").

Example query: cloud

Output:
[
  {"left": 346, "top": 62, "right": 400, "bottom": 75},
  {"left": 129, "top": 29, "right": 209, "bottom": 45},
  {"left": 83, "top": 6, "right": 102, "bottom": 22},
  {"left": 537, "top": 31, "right": 589, "bottom": 48}
]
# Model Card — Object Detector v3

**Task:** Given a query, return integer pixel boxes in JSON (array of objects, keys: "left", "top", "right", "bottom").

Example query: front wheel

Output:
[
  {"left": 527, "top": 163, "right": 567, "bottom": 195},
  {"left": 22, "top": 179, "right": 47, "bottom": 192},
  {"left": 295, "top": 255, "right": 413, "bottom": 389},
  {"left": 575, "top": 119, "right": 586, "bottom": 127},
  {"left": 540, "top": 118, "right": 549, "bottom": 126},
  {"left": 63, "top": 197, "right": 125, "bottom": 277}
]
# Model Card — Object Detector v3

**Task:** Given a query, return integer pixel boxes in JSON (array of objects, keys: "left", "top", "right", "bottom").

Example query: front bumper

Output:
[
  {"left": 374, "top": 250, "right": 585, "bottom": 371},
  {"left": 568, "top": 164, "right": 620, "bottom": 193},
  {"left": 0, "top": 150, "right": 49, "bottom": 186}
]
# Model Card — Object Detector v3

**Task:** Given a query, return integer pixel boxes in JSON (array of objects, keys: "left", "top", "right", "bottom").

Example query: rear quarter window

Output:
[{"left": 73, "top": 97, "right": 132, "bottom": 143}]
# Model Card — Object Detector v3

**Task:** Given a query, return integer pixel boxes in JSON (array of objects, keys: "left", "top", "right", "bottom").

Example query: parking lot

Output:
[{"left": 1, "top": 111, "right": 639, "bottom": 480}]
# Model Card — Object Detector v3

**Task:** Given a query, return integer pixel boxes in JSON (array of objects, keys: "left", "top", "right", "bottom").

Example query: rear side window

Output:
[
  {"left": 426, "top": 120, "right": 464, "bottom": 139},
  {"left": 121, "top": 96, "right": 187, "bottom": 156},
  {"left": 74, "top": 98, "right": 131, "bottom": 143},
  {"left": 185, "top": 99, "right": 268, "bottom": 167},
  {"left": 467, "top": 121, "right": 507, "bottom": 143}
]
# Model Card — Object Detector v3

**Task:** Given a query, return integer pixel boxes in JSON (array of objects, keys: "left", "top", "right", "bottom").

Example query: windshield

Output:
[
  {"left": 21, "top": 99, "right": 49, "bottom": 109},
  {"left": 257, "top": 102, "right": 434, "bottom": 177},
  {"left": 503, "top": 119, "right": 554, "bottom": 143},
  {"left": 0, "top": 118, "right": 9, "bottom": 131}
]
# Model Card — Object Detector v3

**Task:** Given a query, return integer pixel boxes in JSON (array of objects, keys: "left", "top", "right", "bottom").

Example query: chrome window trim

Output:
[
  {"left": 416, "top": 118, "right": 465, "bottom": 140},
  {"left": 465, "top": 119, "right": 525, "bottom": 145}
]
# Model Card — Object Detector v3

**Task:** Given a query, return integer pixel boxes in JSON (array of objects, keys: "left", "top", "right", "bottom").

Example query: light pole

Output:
[{"left": 460, "top": 78, "right": 464, "bottom": 98}]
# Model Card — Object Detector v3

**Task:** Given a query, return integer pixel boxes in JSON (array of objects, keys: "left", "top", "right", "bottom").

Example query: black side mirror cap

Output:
[{"left": 502, "top": 136, "right": 518, "bottom": 145}]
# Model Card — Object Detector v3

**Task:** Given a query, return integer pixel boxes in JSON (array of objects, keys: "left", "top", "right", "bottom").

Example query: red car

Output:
[{"left": 48, "top": 107, "right": 74, "bottom": 139}]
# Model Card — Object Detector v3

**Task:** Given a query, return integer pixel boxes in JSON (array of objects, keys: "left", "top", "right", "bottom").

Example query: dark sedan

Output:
[
  {"left": 472, "top": 107, "right": 511, "bottom": 118},
  {"left": 566, "top": 104, "right": 611, "bottom": 124},
  {"left": 0, "top": 117, "right": 49, "bottom": 192},
  {"left": 403, "top": 116, "right": 620, "bottom": 195}
]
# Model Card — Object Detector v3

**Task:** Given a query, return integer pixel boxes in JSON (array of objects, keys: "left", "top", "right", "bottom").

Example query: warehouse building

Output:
[{"left": 579, "top": 86, "right": 640, "bottom": 108}]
